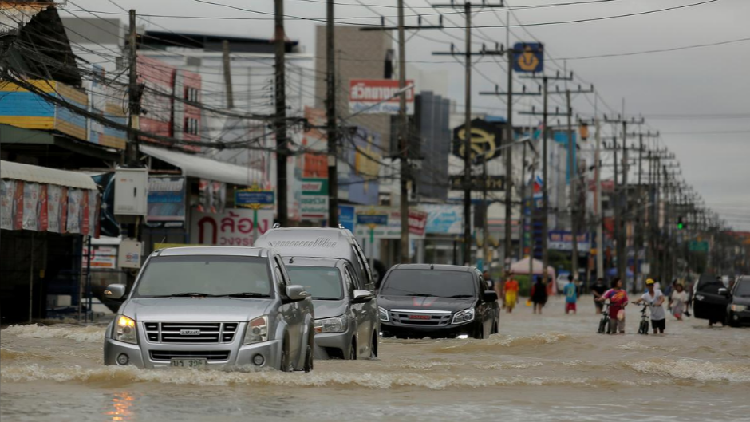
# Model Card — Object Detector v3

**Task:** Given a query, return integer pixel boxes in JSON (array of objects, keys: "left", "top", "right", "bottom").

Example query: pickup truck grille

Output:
[
  {"left": 144, "top": 322, "right": 239, "bottom": 344},
  {"left": 391, "top": 312, "right": 452, "bottom": 326},
  {"left": 149, "top": 350, "right": 231, "bottom": 362}
]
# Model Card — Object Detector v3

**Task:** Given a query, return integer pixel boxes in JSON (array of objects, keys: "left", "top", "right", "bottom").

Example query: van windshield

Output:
[
  {"left": 380, "top": 270, "right": 476, "bottom": 298},
  {"left": 134, "top": 255, "right": 272, "bottom": 298},
  {"left": 286, "top": 266, "right": 344, "bottom": 300}
]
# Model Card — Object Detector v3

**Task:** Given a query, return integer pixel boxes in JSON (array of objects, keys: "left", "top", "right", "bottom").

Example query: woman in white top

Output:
[{"left": 671, "top": 283, "right": 688, "bottom": 321}]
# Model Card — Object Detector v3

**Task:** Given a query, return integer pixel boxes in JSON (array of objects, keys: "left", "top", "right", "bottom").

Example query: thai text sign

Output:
[
  {"left": 349, "top": 79, "right": 414, "bottom": 114},
  {"left": 449, "top": 175, "right": 505, "bottom": 191},
  {"left": 191, "top": 208, "right": 273, "bottom": 246},
  {"left": 549, "top": 230, "right": 590, "bottom": 251}
]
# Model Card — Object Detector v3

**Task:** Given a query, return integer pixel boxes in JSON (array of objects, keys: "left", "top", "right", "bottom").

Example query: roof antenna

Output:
[
  {"left": 430, "top": 264, "right": 434, "bottom": 270},
  {"left": 289, "top": 256, "right": 294, "bottom": 264}
]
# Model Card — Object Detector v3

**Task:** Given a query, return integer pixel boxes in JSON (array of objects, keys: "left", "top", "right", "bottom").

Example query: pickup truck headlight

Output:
[
  {"left": 452, "top": 308, "right": 475, "bottom": 325},
  {"left": 314, "top": 315, "right": 347, "bottom": 333},
  {"left": 115, "top": 315, "right": 137, "bottom": 344},
  {"left": 378, "top": 306, "right": 389, "bottom": 322},
  {"left": 243, "top": 316, "right": 268, "bottom": 345},
  {"left": 731, "top": 304, "right": 747, "bottom": 312}
]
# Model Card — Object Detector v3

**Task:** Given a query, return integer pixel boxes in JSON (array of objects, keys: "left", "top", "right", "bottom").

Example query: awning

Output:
[
  {"left": 141, "top": 146, "right": 261, "bottom": 186},
  {"left": 1, "top": 160, "right": 97, "bottom": 190}
]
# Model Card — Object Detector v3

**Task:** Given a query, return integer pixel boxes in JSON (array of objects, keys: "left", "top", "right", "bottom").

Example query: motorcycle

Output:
[{"left": 598, "top": 301, "right": 610, "bottom": 334}]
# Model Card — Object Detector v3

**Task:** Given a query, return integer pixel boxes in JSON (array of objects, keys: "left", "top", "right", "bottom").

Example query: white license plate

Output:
[{"left": 170, "top": 358, "right": 207, "bottom": 368}]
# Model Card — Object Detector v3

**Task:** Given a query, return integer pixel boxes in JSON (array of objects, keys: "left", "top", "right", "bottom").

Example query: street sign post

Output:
[
  {"left": 688, "top": 241, "right": 709, "bottom": 252},
  {"left": 357, "top": 211, "right": 389, "bottom": 271},
  {"left": 236, "top": 185, "right": 275, "bottom": 244}
]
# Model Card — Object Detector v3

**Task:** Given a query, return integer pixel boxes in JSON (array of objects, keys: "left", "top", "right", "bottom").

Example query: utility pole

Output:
[
  {"left": 480, "top": 47, "right": 542, "bottom": 272},
  {"left": 274, "top": 0, "right": 288, "bottom": 227},
  {"left": 519, "top": 77, "right": 592, "bottom": 284},
  {"left": 595, "top": 117, "right": 603, "bottom": 279},
  {"left": 326, "top": 0, "right": 338, "bottom": 227},
  {"left": 222, "top": 40, "right": 234, "bottom": 109},
  {"left": 433, "top": 2, "right": 502, "bottom": 265},
  {"left": 364, "top": 7, "right": 442, "bottom": 262},
  {"left": 127, "top": 10, "right": 139, "bottom": 167},
  {"left": 397, "top": 0, "right": 409, "bottom": 263},
  {"left": 565, "top": 89, "right": 578, "bottom": 282},
  {"left": 603, "top": 114, "right": 644, "bottom": 284}
]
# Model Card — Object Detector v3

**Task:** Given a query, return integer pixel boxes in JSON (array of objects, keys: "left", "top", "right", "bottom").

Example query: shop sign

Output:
[{"left": 191, "top": 208, "right": 273, "bottom": 246}]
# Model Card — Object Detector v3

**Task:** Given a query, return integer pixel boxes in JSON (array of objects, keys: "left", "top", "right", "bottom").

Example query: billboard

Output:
[
  {"left": 349, "top": 79, "right": 414, "bottom": 114},
  {"left": 549, "top": 230, "right": 590, "bottom": 251},
  {"left": 452, "top": 119, "right": 505, "bottom": 164},
  {"left": 146, "top": 177, "right": 186, "bottom": 227},
  {"left": 423, "top": 204, "right": 462, "bottom": 235},
  {"left": 354, "top": 207, "right": 427, "bottom": 240},
  {"left": 348, "top": 128, "right": 381, "bottom": 205}
]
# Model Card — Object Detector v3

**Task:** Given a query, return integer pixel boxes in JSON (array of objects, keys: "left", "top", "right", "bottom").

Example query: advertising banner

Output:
[
  {"left": 339, "top": 205, "right": 355, "bottom": 232},
  {"left": 1, "top": 180, "right": 16, "bottom": 230},
  {"left": 22, "top": 182, "right": 40, "bottom": 231},
  {"left": 67, "top": 189, "right": 82, "bottom": 234},
  {"left": 47, "top": 185, "right": 62, "bottom": 233},
  {"left": 81, "top": 190, "right": 90, "bottom": 236},
  {"left": 147, "top": 177, "right": 186, "bottom": 226},
  {"left": 191, "top": 208, "right": 274, "bottom": 246},
  {"left": 348, "top": 128, "right": 381, "bottom": 205},
  {"left": 39, "top": 184, "right": 48, "bottom": 231},
  {"left": 300, "top": 178, "right": 328, "bottom": 220},
  {"left": 354, "top": 207, "right": 427, "bottom": 240},
  {"left": 83, "top": 245, "right": 117, "bottom": 269},
  {"left": 422, "top": 204, "right": 463, "bottom": 235},
  {"left": 548, "top": 230, "right": 590, "bottom": 251},
  {"left": 349, "top": 79, "right": 414, "bottom": 114}
]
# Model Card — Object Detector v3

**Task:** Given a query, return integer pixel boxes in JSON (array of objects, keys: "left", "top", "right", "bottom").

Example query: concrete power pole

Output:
[
  {"left": 274, "top": 0, "right": 288, "bottom": 226},
  {"left": 397, "top": 0, "right": 409, "bottom": 263},
  {"left": 222, "top": 40, "right": 234, "bottom": 109},
  {"left": 326, "top": 0, "right": 338, "bottom": 227},
  {"left": 433, "top": 2, "right": 502, "bottom": 265},
  {"left": 127, "top": 10, "right": 139, "bottom": 167},
  {"left": 565, "top": 89, "right": 578, "bottom": 282}
]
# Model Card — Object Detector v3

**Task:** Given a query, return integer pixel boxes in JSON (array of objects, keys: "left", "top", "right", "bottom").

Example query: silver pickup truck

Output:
[{"left": 103, "top": 246, "right": 315, "bottom": 372}]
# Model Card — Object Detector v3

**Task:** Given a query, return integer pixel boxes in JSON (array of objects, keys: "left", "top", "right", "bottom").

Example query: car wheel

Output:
[
  {"left": 304, "top": 326, "right": 314, "bottom": 372},
  {"left": 345, "top": 339, "right": 357, "bottom": 360},
  {"left": 280, "top": 336, "right": 292, "bottom": 372},
  {"left": 370, "top": 331, "right": 378, "bottom": 359},
  {"left": 473, "top": 323, "right": 485, "bottom": 339}
]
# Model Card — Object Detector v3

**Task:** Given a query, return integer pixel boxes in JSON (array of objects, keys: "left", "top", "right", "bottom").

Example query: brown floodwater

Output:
[{"left": 2, "top": 295, "right": 750, "bottom": 421}]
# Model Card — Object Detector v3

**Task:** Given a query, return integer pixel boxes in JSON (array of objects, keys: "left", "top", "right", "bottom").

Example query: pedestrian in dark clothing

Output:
[
  {"left": 531, "top": 277, "right": 548, "bottom": 314},
  {"left": 591, "top": 277, "right": 608, "bottom": 315}
]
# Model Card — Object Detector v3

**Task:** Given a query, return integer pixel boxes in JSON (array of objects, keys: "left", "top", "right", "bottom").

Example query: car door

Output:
[{"left": 273, "top": 256, "right": 302, "bottom": 362}]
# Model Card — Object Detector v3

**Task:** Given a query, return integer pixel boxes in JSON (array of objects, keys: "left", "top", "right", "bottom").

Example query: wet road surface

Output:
[{"left": 2, "top": 295, "right": 750, "bottom": 421}]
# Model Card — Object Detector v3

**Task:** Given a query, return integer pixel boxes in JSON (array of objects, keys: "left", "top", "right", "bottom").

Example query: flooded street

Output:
[{"left": 3, "top": 295, "right": 750, "bottom": 422}]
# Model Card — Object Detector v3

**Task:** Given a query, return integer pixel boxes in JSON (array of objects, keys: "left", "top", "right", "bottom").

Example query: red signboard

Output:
[{"left": 349, "top": 79, "right": 414, "bottom": 114}]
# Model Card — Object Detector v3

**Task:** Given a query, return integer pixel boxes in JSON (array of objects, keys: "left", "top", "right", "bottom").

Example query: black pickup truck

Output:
[
  {"left": 377, "top": 264, "right": 499, "bottom": 339},
  {"left": 693, "top": 274, "right": 730, "bottom": 326}
]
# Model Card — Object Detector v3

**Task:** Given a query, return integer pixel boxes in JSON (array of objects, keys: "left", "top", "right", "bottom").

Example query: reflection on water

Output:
[
  {"left": 105, "top": 392, "right": 135, "bottom": 422},
  {"left": 3, "top": 296, "right": 750, "bottom": 421}
]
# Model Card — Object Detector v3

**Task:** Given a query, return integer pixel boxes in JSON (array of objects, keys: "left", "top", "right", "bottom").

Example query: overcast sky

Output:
[{"left": 67, "top": 0, "right": 750, "bottom": 230}]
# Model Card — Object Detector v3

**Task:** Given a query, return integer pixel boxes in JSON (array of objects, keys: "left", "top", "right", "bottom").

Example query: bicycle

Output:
[
  {"left": 597, "top": 301, "right": 610, "bottom": 334},
  {"left": 638, "top": 302, "right": 652, "bottom": 335}
]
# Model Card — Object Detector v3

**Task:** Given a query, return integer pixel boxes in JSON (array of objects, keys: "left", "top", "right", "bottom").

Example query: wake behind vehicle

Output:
[
  {"left": 377, "top": 264, "right": 499, "bottom": 339},
  {"left": 103, "top": 246, "right": 314, "bottom": 372},
  {"left": 284, "top": 257, "right": 379, "bottom": 360},
  {"left": 726, "top": 275, "right": 750, "bottom": 327}
]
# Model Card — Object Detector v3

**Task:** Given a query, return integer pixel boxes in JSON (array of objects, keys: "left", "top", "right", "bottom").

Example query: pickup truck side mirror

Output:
[
  {"left": 718, "top": 288, "right": 729, "bottom": 296},
  {"left": 104, "top": 284, "right": 127, "bottom": 299},
  {"left": 286, "top": 285, "right": 311, "bottom": 302},
  {"left": 483, "top": 290, "right": 498, "bottom": 302},
  {"left": 352, "top": 289, "right": 374, "bottom": 303}
]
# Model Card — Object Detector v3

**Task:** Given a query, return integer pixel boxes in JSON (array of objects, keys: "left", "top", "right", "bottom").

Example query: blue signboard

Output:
[
  {"left": 356, "top": 214, "right": 389, "bottom": 226},
  {"left": 338, "top": 205, "right": 355, "bottom": 232},
  {"left": 513, "top": 42, "right": 544, "bottom": 73},
  {"left": 236, "top": 190, "right": 274, "bottom": 206}
]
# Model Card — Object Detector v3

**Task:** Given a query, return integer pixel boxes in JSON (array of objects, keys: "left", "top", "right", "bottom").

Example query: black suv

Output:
[
  {"left": 693, "top": 274, "right": 730, "bottom": 326},
  {"left": 726, "top": 275, "right": 750, "bottom": 327},
  {"left": 377, "top": 264, "right": 499, "bottom": 339}
]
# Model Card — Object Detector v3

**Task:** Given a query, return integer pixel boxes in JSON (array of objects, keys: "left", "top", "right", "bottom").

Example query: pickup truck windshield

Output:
[
  {"left": 380, "top": 270, "right": 476, "bottom": 298},
  {"left": 286, "top": 266, "right": 344, "bottom": 300},
  {"left": 134, "top": 255, "right": 272, "bottom": 298}
]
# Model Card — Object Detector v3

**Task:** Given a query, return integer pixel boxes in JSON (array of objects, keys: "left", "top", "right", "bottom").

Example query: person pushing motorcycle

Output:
[{"left": 634, "top": 278, "right": 667, "bottom": 334}]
